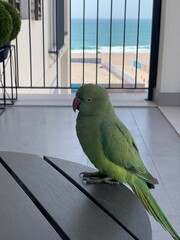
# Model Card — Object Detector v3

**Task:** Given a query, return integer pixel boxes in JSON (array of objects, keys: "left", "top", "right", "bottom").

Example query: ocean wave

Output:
[{"left": 71, "top": 45, "right": 150, "bottom": 54}]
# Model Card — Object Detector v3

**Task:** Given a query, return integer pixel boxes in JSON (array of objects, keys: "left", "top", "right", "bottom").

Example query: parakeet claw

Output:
[
  {"left": 103, "top": 177, "right": 121, "bottom": 185},
  {"left": 82, "top": 177, "right": 120, "bottom": 185},
  {"left": 79, "top": 171, "right": 105, "bottom": 178},
  {"left": 79, "top": 171, "right": 120, "bottom": 185}
]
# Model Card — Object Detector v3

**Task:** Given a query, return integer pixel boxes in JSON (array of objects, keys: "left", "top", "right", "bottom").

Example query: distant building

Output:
[{"left": 13, "top": 0, "right": 70, "bottom": 93}]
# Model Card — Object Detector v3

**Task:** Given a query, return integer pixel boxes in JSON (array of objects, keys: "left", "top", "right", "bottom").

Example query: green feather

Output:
[
  {"left": 100, "top": 117, "right": 158, "bottom": 185},
  {"left": 75, "top": 84, "right": 180, "bottom": 240},
  {"left": 131, "top": 178, "right": 180, "bottom": 240}
]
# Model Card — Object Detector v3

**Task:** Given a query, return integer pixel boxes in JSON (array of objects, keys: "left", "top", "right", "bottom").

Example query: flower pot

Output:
[{"left": 0, "top": 43, "right": 10, "bottom": 63}]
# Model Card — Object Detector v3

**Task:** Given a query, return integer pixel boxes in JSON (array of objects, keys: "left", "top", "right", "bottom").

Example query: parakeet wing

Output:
[{"left": 100, "top": 117, "right": 158, "bottom": 185}]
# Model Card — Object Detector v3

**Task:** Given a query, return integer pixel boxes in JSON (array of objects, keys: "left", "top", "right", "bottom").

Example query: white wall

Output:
[
  {"left": 156, "top": 0, "right": 180, "bottom": 93},
  {"left": 16, "top": 0, "right": 69, "bottom": 92}
]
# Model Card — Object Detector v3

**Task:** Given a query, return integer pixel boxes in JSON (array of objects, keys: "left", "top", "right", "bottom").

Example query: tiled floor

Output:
[
  {"left": 159, "top": 106, "right": 180, "bottom": 136},
  {"left": 0, "top": 105, "right": 179, "bottom": 240}
]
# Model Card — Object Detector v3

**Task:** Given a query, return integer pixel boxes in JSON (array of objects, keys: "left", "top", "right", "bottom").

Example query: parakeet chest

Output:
[
  {"left": 76, "top": 115, "right": 101, "bottom": 145},
  {"left": 76, "top": 115, "right": 103, "bottom": 165}
]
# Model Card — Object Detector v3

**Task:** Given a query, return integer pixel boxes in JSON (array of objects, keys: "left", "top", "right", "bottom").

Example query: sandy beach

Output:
[{"left": 71, "top": 52, "right": 150, "bottom": 88}]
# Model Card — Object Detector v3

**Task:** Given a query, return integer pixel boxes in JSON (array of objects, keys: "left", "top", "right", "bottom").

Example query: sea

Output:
[{"left": 71, "top": 18, "right": 152, "bottom": 54}]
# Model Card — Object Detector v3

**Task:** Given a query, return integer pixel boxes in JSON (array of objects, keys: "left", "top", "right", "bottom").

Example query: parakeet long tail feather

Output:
[{"left": 131, "top": 181, "right": 180, "bottom": 240}]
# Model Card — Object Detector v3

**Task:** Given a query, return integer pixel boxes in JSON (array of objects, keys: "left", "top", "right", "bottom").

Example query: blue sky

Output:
[{"left": 71, "top": 0, "right": 153, "bottom": 19}]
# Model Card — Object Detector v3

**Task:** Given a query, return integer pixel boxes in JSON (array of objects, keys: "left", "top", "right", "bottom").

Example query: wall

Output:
[
  {"left": 15, "top": 0, "right": 69, "bottom": 93},
  {"left": 154, "top": 0, "right": 180, "bottom": 105}
]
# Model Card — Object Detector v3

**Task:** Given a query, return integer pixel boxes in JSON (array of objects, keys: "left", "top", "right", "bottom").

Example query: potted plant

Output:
[
  {"left": 0, "top": 1, "right": 21, "bottom": 62},
  {"left": 0, "top": 3, "right": 12, "bottom": 52}
]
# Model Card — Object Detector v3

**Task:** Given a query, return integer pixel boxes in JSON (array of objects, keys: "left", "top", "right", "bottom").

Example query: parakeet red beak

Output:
[{"left": 73, "top": 97, "right": 80, "bottom": 112}]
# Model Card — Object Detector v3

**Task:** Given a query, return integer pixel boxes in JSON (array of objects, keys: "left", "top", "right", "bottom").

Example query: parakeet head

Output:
[{"left": 72, "top": 84, "right": 114, "bottom": 116}]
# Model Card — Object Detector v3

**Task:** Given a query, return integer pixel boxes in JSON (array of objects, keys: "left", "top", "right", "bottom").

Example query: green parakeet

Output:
[{"left": 72, "top": 83, "right": 180, "bottom": 240}]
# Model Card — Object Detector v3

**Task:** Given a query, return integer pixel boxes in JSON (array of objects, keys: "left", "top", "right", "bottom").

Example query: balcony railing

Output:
[{"left": 1, "top": 0, "right": 161, "bottom": 100}]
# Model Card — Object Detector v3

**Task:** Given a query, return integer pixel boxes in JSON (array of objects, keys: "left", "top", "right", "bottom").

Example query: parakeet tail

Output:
[{"left": 131, "top": 180, "right": 180, "bottom": 240}]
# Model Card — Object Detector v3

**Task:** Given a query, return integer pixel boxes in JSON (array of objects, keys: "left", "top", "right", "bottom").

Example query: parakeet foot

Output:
[
  {"left": 79, "top": 171, "right": 105, "bottom": 178},
  {"left": 81, "top": 176, "right": 120, "bottom": 185}
]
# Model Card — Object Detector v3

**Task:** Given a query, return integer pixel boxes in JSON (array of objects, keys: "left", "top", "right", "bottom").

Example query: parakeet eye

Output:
[{"left": 87, "top": 97, "right": 92, "bottom": 102}]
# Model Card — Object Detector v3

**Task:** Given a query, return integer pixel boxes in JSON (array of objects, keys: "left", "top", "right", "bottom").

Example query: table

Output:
[{"left": 0, "top": 151, "right": 152, "bottom": 240}]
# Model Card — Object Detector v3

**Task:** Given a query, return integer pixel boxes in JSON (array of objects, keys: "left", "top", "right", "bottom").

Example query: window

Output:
[
  {"left": 49, "top": 0, "right": 64, "bottom": 53},
  {"left": 34, "top": 0, "right": 41, "bottom": 20}
]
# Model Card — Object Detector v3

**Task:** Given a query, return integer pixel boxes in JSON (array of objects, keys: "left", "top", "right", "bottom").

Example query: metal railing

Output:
[
  {"left": 70, "top": 0, "right": 161, "bottom": 98},
  {"left": 0, "top": 45, "right": 18, "bottom": 115},
  {"left": 4, "top": 0, "right": 161, "bottom": 100}
]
